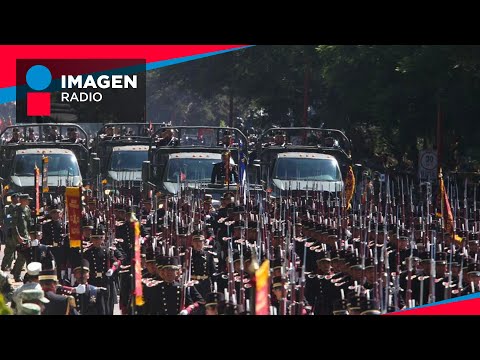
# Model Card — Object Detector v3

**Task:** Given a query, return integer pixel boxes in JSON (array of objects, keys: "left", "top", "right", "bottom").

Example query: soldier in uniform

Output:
[
  {"left": 211, "top": 151, "right": 239, "bottom": 184},
  {"left": 84, "top": 224, "right": 125, "bottom": 315},
  {"left": 12, "top": 262, "right": 43, "bottom": 312},
  {"left": 70, "top": 259, "right": 107, "bottom": 315},
  {"left": 143, "top": 256, "right": 204, "bottom": 315},
  {"left": 1, "top": 192, "right": 19, "bottom": 271},
  {"left": 7, "top": 128, "right": 22, "bottom": 143},
  {"left": 27, "top": 127, "right": 37, "bottom": 142},
  {"left": 460, "top": 262, "right": 480, "bottom": 295},
  {"left": 156, "top": 128, "right": 179, "bottom": 147},
  {"left": 142, "top": 249, "right": 159, "bottom": 279},
  {"left": 271, "top": 275, "right": 287, "bottom": 315},
  {"left": 305, "top": 252, "right": 334, "bottom": 315},
  {"left": 191, "top": 232, "right": 217, "bottom": 299},
  {"left": 114, "top": 206, "right": 135, "bottom": 314},
  {"left": 204, "top": 292, "right": 225, "bottom": 315},
  {"left": 0, "top": 270, "right": 13, "bottom": 305},
  {"left": 64, "top": 127, "right": 85, "bottom": 145},
  {"left": 100, "top": 125, "right": 116, "bottom": 140},
  {"left": 42, "top": 204, "right": 66, "bottom": 277},
  {"left": 18, "top": 288, "right": 50, "bottom": 315},
  {"left": 11, "top": 194, "right": 33, "bottom": 282},
  {"left": 39, "top": 269, "right": 77, "bottom": 315},
  {"left": 24, "top": 225, "right": 56, "bottom": 270}
]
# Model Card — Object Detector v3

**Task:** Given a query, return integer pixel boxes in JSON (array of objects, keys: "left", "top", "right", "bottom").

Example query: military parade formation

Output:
[{"left": 0, "top": 122, "right": 479, "bottom": 316}]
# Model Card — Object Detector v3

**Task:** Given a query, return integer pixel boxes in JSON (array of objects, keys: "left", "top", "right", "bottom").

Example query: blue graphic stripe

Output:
[
  {"left": 394, "top": 292, "right": 480, "bottom": 313},
  {"left": 145, "top": 46, "right": 253, "bottom": 71},
  {"left": 0, "top": 86, "right": 16, "bottom": 104},
  {"left": 0, "top": 45, "right": 253, "bottom": 104}
]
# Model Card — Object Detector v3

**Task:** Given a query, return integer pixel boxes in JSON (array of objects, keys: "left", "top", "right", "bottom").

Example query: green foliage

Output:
[
  {"left": 146, "top": 45, "right": 480, "bottom": 172},
  {"left": 0, "top": 294, "right": 13, "bottom": 315}
]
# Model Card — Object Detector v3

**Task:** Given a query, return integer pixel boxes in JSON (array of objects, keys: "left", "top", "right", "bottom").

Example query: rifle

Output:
[{"left": 180, "top": 247, "right": 191, "bottom": 311}]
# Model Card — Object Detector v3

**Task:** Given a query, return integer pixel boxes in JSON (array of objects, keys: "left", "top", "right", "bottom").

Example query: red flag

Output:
[
  {"left": 133, "top": 219, "right": 144, "bottom": 306},
  {"left": 255, "top": 260, "right": 270, "bottom": 315},
  {"left": 65, "top": 187, "right": 82, "bottom": 248},
  {"left": 34, "top": 165, "right": 40, "bottom": 215}
]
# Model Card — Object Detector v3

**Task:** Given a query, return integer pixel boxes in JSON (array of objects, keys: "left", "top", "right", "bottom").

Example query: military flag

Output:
[
  {"left": 437, "top": 168, "right": 462, "bottom": 243},
  {"left": 255, "top": 259, "right": 270, "bottom": 315},
  {"left": 65, "top": 187, "right": 82, "bottom": 248},
  {"left": 345, "top": 165, "right": 355, "bottom": 210}
]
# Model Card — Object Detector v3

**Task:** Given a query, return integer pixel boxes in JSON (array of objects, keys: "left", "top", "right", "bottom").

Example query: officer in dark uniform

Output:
[
  {"left": 42, "top": 204, "right": 66, "bottom": 279},
  {"left": 114, "top": 205, "right": 135, "bottom": 314},
  {"left": 211, "top": 151, "right": 239, "bottom": 184},
  {"left": 305, "top": 252, "right": 334, "bottom": 315},
  {"left": 70, "top": 259, "right": 107, "bottom": 315},
  {"left": 84, "top": 224, "right": 125, "bottom": 315},
  {"left": 144, "top": 256, "right": 204, "bottom": 315},
  {"left": 190, "top": 232, "right": 217, "bottom": 299},
  {"left": 204, "top": 292, "right": 225, "bottom": 315},
  {"left": 1, "top": 192, "right": 19, "bottom": 271},
  {"left": 39, "top": 269, "right": 77, "bottom": 315}
]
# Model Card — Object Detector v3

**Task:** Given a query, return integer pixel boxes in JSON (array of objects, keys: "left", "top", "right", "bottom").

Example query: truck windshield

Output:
[
  {"left": 165, "top": 158, "right": 218, "bottom": 182},
  {"left": 110, "top": 151, "right": 148, "bottom": 171},
  {"left": 273, "top": 157, "right": 341, "bottom": 181},
  {"left": 13, "top": 153, "right": 80, "bottom": 176}
]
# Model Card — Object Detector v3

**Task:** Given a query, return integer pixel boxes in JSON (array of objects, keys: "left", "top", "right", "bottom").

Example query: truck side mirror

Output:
[
  {"left": 142, "top": 161, "right": 151, "bottom": 183},
  {"left": 92, "top": 157, "right": 100, "bottom": 176}
]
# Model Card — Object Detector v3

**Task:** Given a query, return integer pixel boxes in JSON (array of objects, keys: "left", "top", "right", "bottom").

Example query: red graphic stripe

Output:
[
  {"left": 389, "top": 298, "right": 480, "bottom": 315},
  {"left": 0, "top": 45, "right": 247, "bottom": 89}
]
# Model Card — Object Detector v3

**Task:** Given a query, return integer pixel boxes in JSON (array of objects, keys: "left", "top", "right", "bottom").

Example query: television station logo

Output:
[{"left": 17, "top": 59, "right": 146, "bottom": 124}]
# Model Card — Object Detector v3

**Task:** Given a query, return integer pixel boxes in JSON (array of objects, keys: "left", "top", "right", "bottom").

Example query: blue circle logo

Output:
[{"left": 26, "top": 65, "right": 52, "bottom": 91}]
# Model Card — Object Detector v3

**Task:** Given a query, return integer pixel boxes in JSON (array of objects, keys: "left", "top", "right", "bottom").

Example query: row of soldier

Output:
[
  {"left": 4, "top": 126, "right": 86, "bottom": 145},
  {"left": 2, "top": 169, "right": 480, "bottom": 315}
]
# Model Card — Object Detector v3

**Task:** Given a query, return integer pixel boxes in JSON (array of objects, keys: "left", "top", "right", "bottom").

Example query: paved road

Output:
[{"left": 0, "top": 243, "right": 121, "bottom": 314}]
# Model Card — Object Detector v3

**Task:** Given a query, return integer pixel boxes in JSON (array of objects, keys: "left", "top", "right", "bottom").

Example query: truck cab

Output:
[
  {"left": 0, "top": 124, "right": 90, "bottom": 196},
  {"left": 93, "top": 123, "right": 165, "bottom": 202},
  {"left": 254, "top": 127, "right": 352, "bottom": 195},
  {"left": 271, "top": 152, "right": 343, "bottom": 192},
  {"left": 107, "top": 145, "right": 149, "bottom": 183},
  {"left": 11, "top": 148, "right": 82, "bottom": 189},
  {"left": 145, "top": 126, "right": 253, "bottom": 203}
]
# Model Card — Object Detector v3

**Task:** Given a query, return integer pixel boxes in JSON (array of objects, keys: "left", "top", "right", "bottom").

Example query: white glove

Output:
[
  {"left": 179, "top": 309, "right": 189, "bottom": 315},
  {"left": 30, "top": 239, "right": 39, "bottom": 247},
  {"left": 75, "top": 284, "right": 86, "bottom": 294},
  {"left": 106, "top": 269, "right": 114, "bottom": 277}
]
